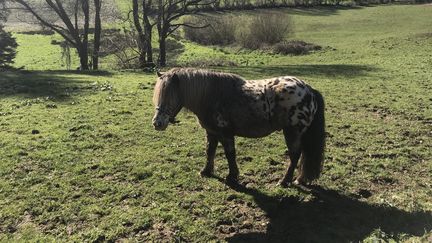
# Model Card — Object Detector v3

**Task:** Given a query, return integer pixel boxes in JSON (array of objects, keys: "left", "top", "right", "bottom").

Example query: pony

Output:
[{"left": 152, "top": 68, "right": 325, "bottom": 187}]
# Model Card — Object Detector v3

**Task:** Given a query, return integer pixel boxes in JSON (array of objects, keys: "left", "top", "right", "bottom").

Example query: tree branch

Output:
[{"left": 11, "top": 0, "right": 76, "bottom": 46}]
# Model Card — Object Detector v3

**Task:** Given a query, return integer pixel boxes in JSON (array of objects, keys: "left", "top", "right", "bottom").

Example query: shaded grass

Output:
[
  {"left": 12, "top": 34, "right": 79, "bottom": 70},
  {"left": 226, "top": 183, "right": 432, "bottom": 242},
  {"left": 217, "top": 64, "right": 378, "bottom": 79},
  {"left": 0, "top": 71, "right": 114, "bottom": 101}
]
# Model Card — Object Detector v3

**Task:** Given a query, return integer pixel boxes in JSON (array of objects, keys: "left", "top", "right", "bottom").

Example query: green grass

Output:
[
  {"left": 12, "top": 34, "right": 78, "bottom": 70},
  {"left": 1, "top": 4, "right": 432, "bottom": 242}
]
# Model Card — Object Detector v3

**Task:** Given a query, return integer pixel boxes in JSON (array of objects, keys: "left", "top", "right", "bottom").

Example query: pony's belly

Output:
[
  {"left": 231, "top": 113, "right": 275, "bottom": 138},
  {"left": 234, "top": 125, "right": 274, "bottom": 138},
  {"left": 198, "top": 109, "right": 274, "bottom": 137}
]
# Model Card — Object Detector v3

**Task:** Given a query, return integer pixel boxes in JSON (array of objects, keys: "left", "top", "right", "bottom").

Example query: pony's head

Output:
[{"left": 152, "top": 71, "right": 183, "bottom": 131}]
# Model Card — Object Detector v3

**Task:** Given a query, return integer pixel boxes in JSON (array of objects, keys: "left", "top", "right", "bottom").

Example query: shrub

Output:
[
  {"left": 183, "top": 15, "right": 236, "bottom": 45},
  {"left": 242, "top": 12, "right": 293, "bottom": 49},
  {"left": 18, "top": 29, "right": 55, "bottom": 35},
  {"left": 272, "top": 40, "right": 322, "bottom": 55},
  {"left": 184, "top": 12, "right": 293, "bottom": 50},
  {"left": 0, "top": 25, "right": 18, "bottom": 68}
]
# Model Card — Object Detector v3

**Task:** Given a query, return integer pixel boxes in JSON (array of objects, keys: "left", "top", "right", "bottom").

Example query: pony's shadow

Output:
[{"left": 212, "top": 177, "right": 432, "bottom": 242}]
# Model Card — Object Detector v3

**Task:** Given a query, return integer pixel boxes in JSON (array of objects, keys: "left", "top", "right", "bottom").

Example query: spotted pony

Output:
[{"left": 152, "top": 68, "right": 325, "bottom": 187}]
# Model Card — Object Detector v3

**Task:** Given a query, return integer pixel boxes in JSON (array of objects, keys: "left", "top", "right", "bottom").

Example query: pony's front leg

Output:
[
  {"left": 220, "top": 136, "right": 239, "bottom": 184},
  {"left": 200, "top": 132, "right": 218, "bottom": 177}
]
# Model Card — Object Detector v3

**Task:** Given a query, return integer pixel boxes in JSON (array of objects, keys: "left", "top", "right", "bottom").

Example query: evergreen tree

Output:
[
  {"left": 0, "top": 0, "right": 18, "bottom": 68},
  {"left": 0, "top": 25, "right": 18, "bottom": 68}
]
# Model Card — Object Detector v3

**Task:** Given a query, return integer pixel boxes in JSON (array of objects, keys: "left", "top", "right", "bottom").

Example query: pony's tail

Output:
[{"left": 298, "top": 89, "right": 326, "bottom": 183}]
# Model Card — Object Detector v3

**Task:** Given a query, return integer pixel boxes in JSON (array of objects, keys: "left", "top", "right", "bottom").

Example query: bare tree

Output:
[
  {"left": 10, "top": 0, "right": 103, "bottom": 70},
  {"left": 93, "top": 0, "right": 101, "bottom": 70},
  {"left": 142, "top": 0, "right": 154, "bottom": 65},
  {"left": 155, "top": 0, "right": 214, "bottom": 66},
  {"left": 130, "top": 0, "right": 215, "bottom": 67},
  {"left": 132, "top": 0, "right": 147, "bottom": 67},
  {"left": 131, "top": 0, "right": 155, "bottom": 68}
]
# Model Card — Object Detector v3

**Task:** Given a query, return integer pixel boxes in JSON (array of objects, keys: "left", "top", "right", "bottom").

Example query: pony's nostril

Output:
[{"left": 153, "top": 121, "right": 162, "bottom": 127}]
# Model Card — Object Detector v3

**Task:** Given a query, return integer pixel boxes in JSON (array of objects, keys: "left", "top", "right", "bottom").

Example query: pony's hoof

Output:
[
  {"left": 294, "top": 177, "right": 308, "bottom": 186},
  {"left": 200, "top": 169, "right": 213, "bottom": 177},
  {"left": 225, "top": 175, "right": 239, "bottom": 186},
  {"left": 277, "top": 180, "right": 291, "bottom": 188}
]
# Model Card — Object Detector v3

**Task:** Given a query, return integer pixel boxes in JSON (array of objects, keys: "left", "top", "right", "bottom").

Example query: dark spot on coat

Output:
[
  {"left": 298, "top": 113, "right": 306, "bottom": 120},
  {"left": 297, "top": 82, "right": 305, "bottom": 89},
  {"left": 302, "top": 93, "right": 312, "bottom": 105},
  {"left": 289, "top": 106, "right": 296, "bottom": 116},
  {"left": 275, "top": 95, "right": 284, "bottom": 102}
]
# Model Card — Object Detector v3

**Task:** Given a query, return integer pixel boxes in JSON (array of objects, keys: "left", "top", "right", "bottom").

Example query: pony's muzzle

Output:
[
  {"left": 153, "top": 120, "right": 165, "bottom": 131},
  {"left": 153, "top": 120, "right": 162, "bottom": 128},
  {"left": 152, "top": 117, "right": 168, "bottom": 131}
]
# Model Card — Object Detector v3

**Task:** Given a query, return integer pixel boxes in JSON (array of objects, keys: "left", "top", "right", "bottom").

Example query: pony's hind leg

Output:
[
  {"left": 220, "top": 136, "right": 239, "bottom": 185},
  {"left": 279, "top": 128, "right": 302, "bottom": 187},
  {"left": 200, "top": 132, "right": 218, "bottom": 177}
]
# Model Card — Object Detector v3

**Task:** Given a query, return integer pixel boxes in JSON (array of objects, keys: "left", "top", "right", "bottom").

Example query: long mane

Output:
[
  {"left": 161, "top": 68, "right": 245, "bottom": 113},
  {"left": 152, "top": 75, "right": 164, "bottom": 107}
]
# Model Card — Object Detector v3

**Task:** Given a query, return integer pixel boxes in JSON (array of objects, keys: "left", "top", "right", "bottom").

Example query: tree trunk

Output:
[
  {"left": 81, "top": 0, "right": 90, "bottom": 70},
  {"left": 145, "top": 29, "right": 153, "bottom": 66},
  {"left": 158, "top": 34, "right": 166, "bottom": 66},
  {"left": 133, "top": 0, "right": 146, "bottom": 68},
  {"left": 78, "top": 46, "right": 89, "bottom": 70},
  {"left": 156, "top": 0, "right": 166, "bottom": 67},
  {"left": 92, "top": 0, "right": 102, "bottom": 70},
  {"left": 143, "top": 0, "right": 153, "bottom": 66}
]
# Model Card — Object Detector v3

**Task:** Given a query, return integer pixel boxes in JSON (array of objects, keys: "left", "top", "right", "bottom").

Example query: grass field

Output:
[{"left": 1, "top": 4, "right": 432, "bottom": 242}]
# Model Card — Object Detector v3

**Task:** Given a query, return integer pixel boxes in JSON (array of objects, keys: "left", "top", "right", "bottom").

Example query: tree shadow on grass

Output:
[
  {"left": 286, "top": 5, "right": 364, "bottom": 16},
  {"left": 219, "top": 180, "right": 431, "bottom": 242},
  {"left": 0, "top": 70, "right": 112, "bottom": 101},
  {"left": 217, "top": 64, "right": 378, "bottom": 80},
  {"left": 216, "top": 5, "right": 366, "bottom": 17}
]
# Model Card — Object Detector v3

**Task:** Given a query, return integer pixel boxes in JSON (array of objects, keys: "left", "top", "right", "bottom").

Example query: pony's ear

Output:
[{"left": 157, "top": 71, "right": 163, "bottom": 77}]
